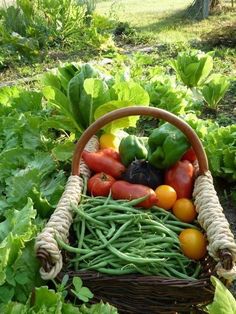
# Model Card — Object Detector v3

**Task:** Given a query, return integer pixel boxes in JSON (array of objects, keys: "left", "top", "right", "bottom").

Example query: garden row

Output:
[{"left": 0, "top": 49, "right": 235, "bottom": 312}]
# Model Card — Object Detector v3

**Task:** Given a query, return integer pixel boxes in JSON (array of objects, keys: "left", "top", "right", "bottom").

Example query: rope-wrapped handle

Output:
[{"left": 35, "top": 106, "right": 236, "bottom": 280}]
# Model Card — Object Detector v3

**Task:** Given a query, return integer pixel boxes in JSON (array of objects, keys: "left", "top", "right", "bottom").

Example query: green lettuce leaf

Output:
[
  {"left": 0, "top": 199, "right": 37, "bottom": 286},
  {"left": 171, "top": 50, "right": 213, "bottom": 87},
  {"left": 206, "top": 276, "right": 236, "bottom": 314},
  {"left": 201, "top": 74, "right": 230, "bottom": 110},
  {"left": 94, "top": 81, "right": 149, "bottom": 132}
]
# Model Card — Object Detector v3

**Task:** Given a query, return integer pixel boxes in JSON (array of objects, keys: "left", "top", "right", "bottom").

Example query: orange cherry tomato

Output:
[
  {"left": 172, "top": 198, "right": 197, "bottom": 223},
  {"left": 155, "top": 185, "right": 177, "bottom": 210},
  {"left": 179, "top": 228, "right": 207, "bottom": 260}
]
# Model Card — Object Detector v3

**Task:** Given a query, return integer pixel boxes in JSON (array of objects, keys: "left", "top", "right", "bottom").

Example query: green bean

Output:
[
  {"left": 142, "top": 221, "right": 179, "bottom": 240},
  {"left": 74, "top": 249, "right": 106, "bottom": 262},
  {"left": 85, "top": 224, "right": 99, "bottom": 239},
  {"left": 88, "top": 204, "right": 143, "bottom": 216},
  {"left": 165, "top": 220, "right": 200, "bottom": 229},
  {"left": 97, "top": 230, "right": 165, "bottom": 265},
  {"left": 164, "top": 265, "right": 197, "bottom": 280},
  {"left": 64, "top": 193, "right": 202, "bottom": 280},
  {"left": 82, "top": 251, "right": 112, "bottom": 266},
  {"left": 173, "top": 257, "right": 188, "bottom": 275},
  {"left": 78, "top": 219, "right": 85, "bottom": 249},
  {"left": 114, "top": 238, "right": 141, "bottom": 251},
  {"left": 56, "top": 236, "right": 91, "bottom": 254},
  {"left": 106, "top": 221, "right": 116, "bottom": 238},
  {"left": 80, "top": 261, "right": 108, "bottom": 270},
  {"left": 73, "top": 205, "right": 108, "bottom": 228},
  {"left": 95, "top": 213, "right": 149, "bottom": 222},
  {"left": 163, "top": 224, "right": 184, "bottom": 233},
  {"left": 120, "top": 194, "right": 149, "bottom": 206},
  {"left": 191, "top": 263, "right": 202, "bottom": 278},
  {"left": 87, "top": 219, "right": 134, "bottom": 251},
  {"left": 96, "top": 268, "right": 136, "bottom": 275}
]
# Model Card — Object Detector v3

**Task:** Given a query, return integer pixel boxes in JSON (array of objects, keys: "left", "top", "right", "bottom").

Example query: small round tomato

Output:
[
  {"left": 155, "top": 185, "right": 177, "bottom": 210},
  {"left": 88, "top": 172, "right": 116, "bottom": 197},
  {"left": 172, "top": 198, "right": 197, "bottom": 223},
  {"left": 179, "top": 228, "right": 207, "bottom": 260}
]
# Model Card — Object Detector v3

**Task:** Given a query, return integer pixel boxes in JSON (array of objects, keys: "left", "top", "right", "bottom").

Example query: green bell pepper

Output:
[
  {"left": 119, "top": 135, "right": 148, "bottom": 166},
  {"left": 148, "top": 123, "right": 190, "bottom": 169}
]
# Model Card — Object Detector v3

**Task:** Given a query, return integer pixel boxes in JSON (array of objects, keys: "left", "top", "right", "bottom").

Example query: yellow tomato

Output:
[
  {"left": 172, "top": 198, "right": 197, "bottom": 223},
  {"left": 179, "top": 228, "right": 207, "bottom": 260},
  {"left": 99, "top": 133, "right": 119, "bottom": 150},
  {"left": 155, "top": 185, "right": 177, "bottom": 210}
]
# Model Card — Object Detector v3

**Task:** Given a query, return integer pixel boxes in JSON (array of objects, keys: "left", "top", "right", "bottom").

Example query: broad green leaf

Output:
[
  {"left": 206, "top": 276, "right": 236, "bottom": 314},
  {"left": 30, "top": 188, "right": 53, "bottom": 219},
  {"left": 42, "top": 86, "right": 71, "bottom": 113},
  {"left": 79, "top": 301, "right": 119, "bottom": 314},
  {"left": 78, "top": 287, "right": 93, "bottom": 301},
  {"left": 14, "top": 272, "right": 29, "bottom": 285},
  {"left": 62, "top": 302, "right": 81, "bottom": 314},
  {"left": 84, "top": 78, "right": 107, "bottom": 98},
  {"left": 33, "top": 286, "right": 63, "bottom": 312},
  {"left": 58, "top": 66, "right": 78, "bottom": 92},
  {"left": 0, "top": 301, "right": 26, "bottom": 313},
  {"left": 82, "top": 78, "right": 110, "bottom": 126},
  {"left": 52, "top": 141, "right": 75, "bottom": 161},
  {"left": 40, "top": 170, "right": 66, "bottom": 206},
  {"left": 171, "top": 50, "right": 213, "bottom": 87},
  {"left": 42, "top": 115, "right": 78, "bottom": 134},
  {"left": 0, "top": 199, "right": 36, "bottom": 285},
  {"left": 41, "top": 73, "right": 61, "bottom": 90},
  {"left": 72, "top": 277, "right": 82, "bottom": 291},
  {"left": 201, "top": 75, "right": 230, "bottom": 109},
  {"left": 67, "top": 73, "right": 86, "bottom": 130},
  {"left": 0, "top": 285, "right": 15, "bottom": 303},
  {"left": 112, "top": 81, "right": 149, "bottom": 105},
  {"left": 94, "top": 100, "right": 140, "bottom": 133}
]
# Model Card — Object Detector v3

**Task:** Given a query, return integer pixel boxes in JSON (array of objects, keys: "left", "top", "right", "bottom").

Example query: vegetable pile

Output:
[
  {"left": 61, "top": 194, "right": 202, "bottom": 279},
  {"left": 60, "top": 122, "right": 209, "bottom": 281}
]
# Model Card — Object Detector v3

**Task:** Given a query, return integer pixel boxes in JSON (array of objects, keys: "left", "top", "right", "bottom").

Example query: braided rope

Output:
[
  {"left": 35, "top": 136, "right": 99, "bottom": 280},
  {"left": 193, "top": 171, "right": 236, "bottom": 279}
]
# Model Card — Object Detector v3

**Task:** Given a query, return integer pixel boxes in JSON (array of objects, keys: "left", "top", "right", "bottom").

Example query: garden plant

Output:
[{"left": 0, "top": 0, "right": 236, "bottom": 313}]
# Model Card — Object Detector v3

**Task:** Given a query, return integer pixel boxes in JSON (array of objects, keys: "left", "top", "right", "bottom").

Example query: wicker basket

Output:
[{"left": 35, "top": 107, "right": 236, "bottom": 314}]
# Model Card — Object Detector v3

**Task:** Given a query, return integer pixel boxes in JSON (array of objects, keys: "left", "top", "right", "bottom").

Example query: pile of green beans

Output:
[{"left": 58, "top": 194, "right": 201, "bottom": 280}]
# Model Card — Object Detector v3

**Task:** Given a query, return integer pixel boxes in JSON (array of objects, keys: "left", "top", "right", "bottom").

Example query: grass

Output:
[{"left": 96, "top": 0, "right": 236, "bottom": 43}]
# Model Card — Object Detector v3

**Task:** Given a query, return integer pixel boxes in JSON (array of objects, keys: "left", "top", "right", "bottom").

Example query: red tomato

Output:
[
  {"left": 111, "top": 180, "right": 157, "bottom": 209},
  {"left": 88, "top": 172, "right": 116, "bottom": 197},
  {"left": 82, "top": 150, "right": 125, "bottom": 178},
  {"left": 164, "top": 160, "right": 194, "bottom": 199},
  {"left": 181, "top": 147, "right": 197, "bottom": 163}
]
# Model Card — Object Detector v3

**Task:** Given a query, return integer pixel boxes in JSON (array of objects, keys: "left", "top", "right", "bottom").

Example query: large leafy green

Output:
[
  {"left": 0, "top": 286, "right": 118, "bottom": 313},
  {"left": 94, "top": 81, "right": 149, "bottom": 133},
  {"left": 206, "top": 276, "right": 236, "bottom": 314},
  {"left": 145, "top": 75, "right": 191, "bottom": 115},
  {"left": 171, "top": 50, "right": 213, "bottom": 87},
  {"left": 0, "top": 199, "right": 43, "bottom": 303},
  {"left": 185, "top": 114, "right": 236, "bottom": 182},
  {"left": 67, "top": 63, "right": 110, "bottom": 129},
  {"left": 204, "top": 124, "right": 236, "bottom": 182},
  {"left": 201, "top": 74, "right": 230, "bottom": 110}
]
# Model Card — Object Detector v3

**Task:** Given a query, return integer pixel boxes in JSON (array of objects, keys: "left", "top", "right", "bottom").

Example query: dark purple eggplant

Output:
[{"left": 121, "top": 159, "right": 164, "bottom": 190}]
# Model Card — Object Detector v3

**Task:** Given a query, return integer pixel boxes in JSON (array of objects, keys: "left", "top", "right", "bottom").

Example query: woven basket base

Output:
[{"left": 58, "top": 270, "right": 214, "bottom": 314}]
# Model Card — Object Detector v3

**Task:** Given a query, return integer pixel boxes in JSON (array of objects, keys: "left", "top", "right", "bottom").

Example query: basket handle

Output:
[{"left": 72, "top": 106, "right": 208, "bottom": 175}]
